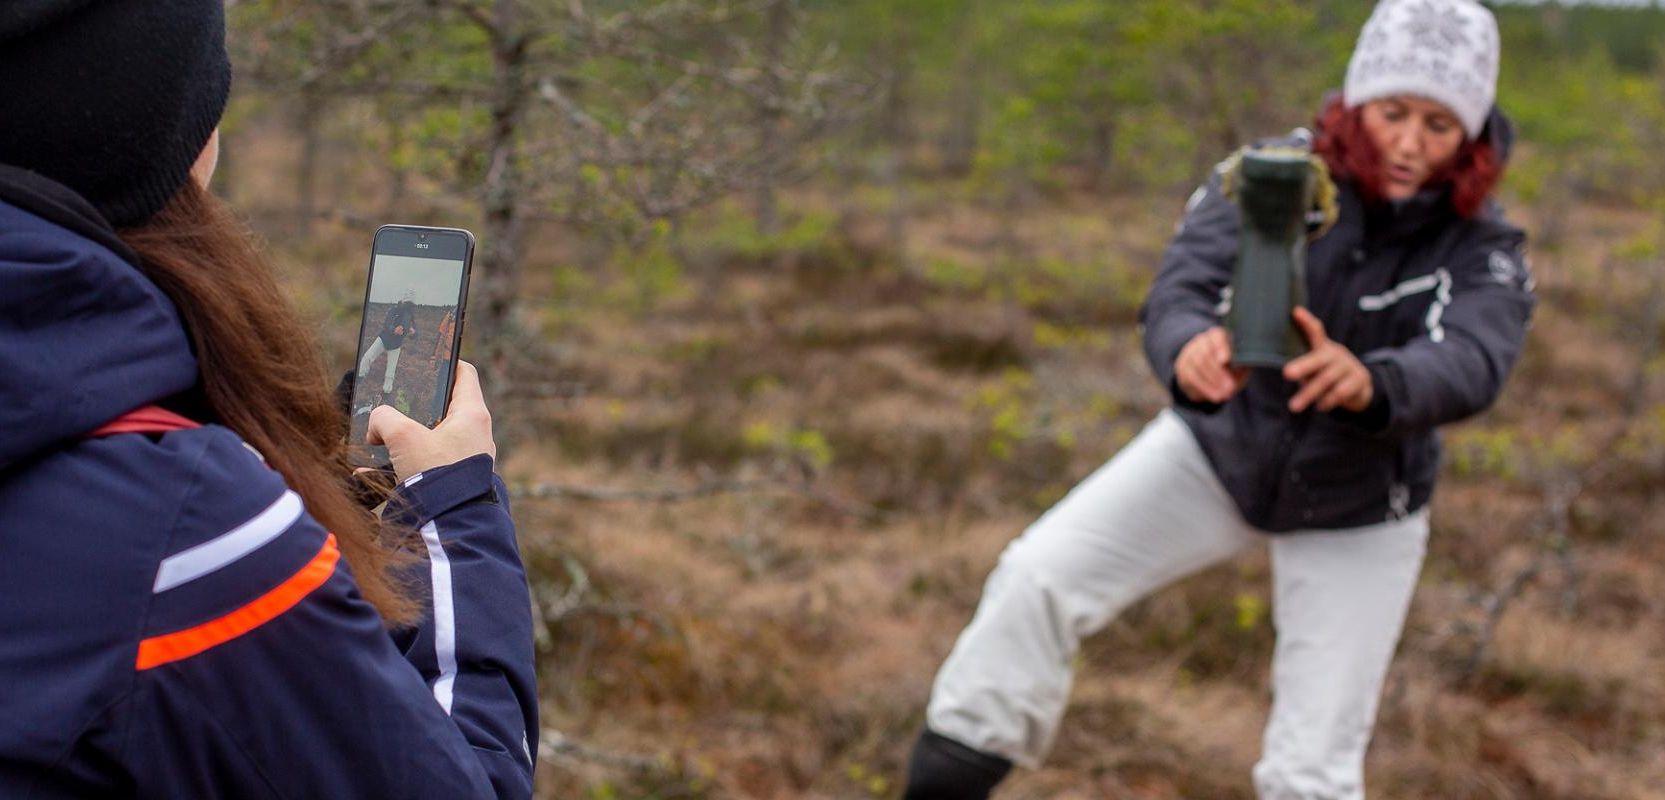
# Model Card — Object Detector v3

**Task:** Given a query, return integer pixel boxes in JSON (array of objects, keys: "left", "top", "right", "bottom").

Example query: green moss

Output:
[{"left": 743, "top": 421, "right": 836, "bottom": 471}]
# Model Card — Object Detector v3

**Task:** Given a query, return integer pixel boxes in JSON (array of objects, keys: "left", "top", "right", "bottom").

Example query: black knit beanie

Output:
[{"left": 0, "top": 1, "right": 232, "bottom": 228}]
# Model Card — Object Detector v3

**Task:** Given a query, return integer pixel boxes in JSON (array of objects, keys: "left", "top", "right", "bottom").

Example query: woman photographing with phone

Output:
[
  {"left": 0, "top": 3, "right": 537, "bottom": 798},
  {"left": 904, "top": 1, "right": 1534, "bottom": 798}
]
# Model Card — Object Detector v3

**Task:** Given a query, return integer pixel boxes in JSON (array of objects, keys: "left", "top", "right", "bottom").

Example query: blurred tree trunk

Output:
[
  {"left": 1626, "top": 228, "right": 1665, "bottom": 417},
  {"left": 882, "top": 26, "right": 913, "bottom": 274},
  {"left": 941, "top": 85, "right": 980, "bottom": 176},
  {"left": 940, "top": 17, "right": 982, "bottom": 177},
  {"left": 1198, "top": 58, "right": 1245, "bottom": 154},
  {"left": 470, "top": 0, "right": 532, "bottom": 457},
  {"left": 752, "top": 0, "right": 793, "bottom": 239},
  {"left": 385, "top": 109, "right": 409, "bottom": 220},
  {"left": 1536, "top": 169, "right": 1575, "bottom": 251},
  {"left": 1088, "top": 116, "right": 1117, "bottom": 192},
  {"left": 1543, "top": 3, "right": 1567, "bottom": 40},
  {"left": 296, "top": 89, "right": 324, "bottom": 233}
]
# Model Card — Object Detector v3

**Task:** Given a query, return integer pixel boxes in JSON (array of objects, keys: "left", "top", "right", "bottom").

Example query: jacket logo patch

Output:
[
  {"left": 1487, "top": 250, "right": 1515, "bottom": 284},
  {"left": 1488, "top": 248, "right": 1532, "bottom": 291}
]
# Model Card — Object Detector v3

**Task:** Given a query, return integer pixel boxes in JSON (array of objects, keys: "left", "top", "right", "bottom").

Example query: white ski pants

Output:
[
  {"left": 357, "top": 337, "right": 402, "bottom": 394},
  {"left": 926, "top": 410, "right": 1428, "bottom": 799}
]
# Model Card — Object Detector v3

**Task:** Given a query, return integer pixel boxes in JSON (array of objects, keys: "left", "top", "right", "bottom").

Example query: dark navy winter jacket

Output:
[
  {"left": 0, "top": 165, "right": 539, "bottom": 798},
  {"left": 1140, "top": 110, "right": 1535, "bottom": 532}
]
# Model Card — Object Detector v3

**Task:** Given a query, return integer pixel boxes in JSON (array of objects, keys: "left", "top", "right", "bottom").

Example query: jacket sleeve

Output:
[
  {"left": 120, "top": 436, "right": 537, "bottom": 800},
  {"left": 385, "top": 454, "right": 540, "bottom": 794},
  {"left": 1351, "top": 226, "right": 1535, "bottom": 434},
  {"left": 1139, "top": 169, "right": 1241, "bottom": 409}
]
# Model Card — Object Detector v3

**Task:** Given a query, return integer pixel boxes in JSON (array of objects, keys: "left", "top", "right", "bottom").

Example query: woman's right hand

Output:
[
  {"left": 1175, "top": 327, "right": 1250, "bottom": 405},
  {"left": 367, "top": 360, "right": 496, "bottom": 481}
]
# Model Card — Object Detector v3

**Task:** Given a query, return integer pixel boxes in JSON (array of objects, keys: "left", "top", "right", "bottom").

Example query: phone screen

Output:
[{"left": 348, "top": 226, "right": 472, "bottom": 456}]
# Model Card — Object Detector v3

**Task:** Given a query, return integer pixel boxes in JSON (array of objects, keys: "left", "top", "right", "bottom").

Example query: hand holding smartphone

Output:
[
  {"left": 367, "top": 360, "right": 496, "bottom": 481},
  {"left": 348, "top": 225, "right": 474, "bottom": 467}
]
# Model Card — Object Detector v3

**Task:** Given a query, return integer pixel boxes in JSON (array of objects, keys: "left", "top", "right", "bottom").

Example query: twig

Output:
[
  {"left": 538, "top": 727, "right": 664, "bottom": 773},
  {"left": 1460, "top": 479, "right": 1573, "bottom": 681},
  {"left": 294, "top": 12, "right": 415, "bottom": 89},
  {"left": 1457, "top": 258, "right": 1664, "bottom": 680},
  {"left": 516, "top": 478, "right": 763, "bottom": 503},
  {"left": 511, "top": 473, "right": 888, "bottom": 521},
  {"left": 505, "top": 380, "right": 588, "bottom": 401},
  {"left": 449, "top": 1, "right": 496, "bottom": 35},
  {"left": 1459, "top": 426, "right": 1631, "bottom": 682}
]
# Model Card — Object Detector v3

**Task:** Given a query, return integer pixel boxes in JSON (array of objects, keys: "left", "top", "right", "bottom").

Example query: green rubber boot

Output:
[{"left": 1223, "top": 148, "right": 1324, "bottom": 368}]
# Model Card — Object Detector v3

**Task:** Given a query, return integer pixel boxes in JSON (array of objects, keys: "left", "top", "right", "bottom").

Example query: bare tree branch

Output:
[
  {"left": 448, "top": 0, "right": 497, "bottom": 35},
  {"left": 538, "top": 727, "right": 663, "bottom": 773},
  {"left": 516, "top": 478, "right": 765, "bottom": 503},
  {"left": 510, "top": 472, "right": 886, "bottom": 521}
]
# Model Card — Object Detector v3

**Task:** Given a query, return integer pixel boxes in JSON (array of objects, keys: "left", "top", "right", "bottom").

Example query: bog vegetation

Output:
[{"left": 227, "top": 2, "right": 1665, "bottom": 797}]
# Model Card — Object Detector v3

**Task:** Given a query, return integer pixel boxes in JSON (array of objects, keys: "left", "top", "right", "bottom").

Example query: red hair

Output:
[{"left": 1311, "top": 95, "right": 1503, "bottom": 219}]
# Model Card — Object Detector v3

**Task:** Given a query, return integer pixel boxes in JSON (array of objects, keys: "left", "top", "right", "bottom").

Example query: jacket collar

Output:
[
  {"left": 0, "top": 164, "right": 141, "bottom": 266},
  {"left": 0, "top": 164, "right": 199, "bottom": 468},
  {"left": 1367, "top": 185, "right": 1456, "bottom": 245}
]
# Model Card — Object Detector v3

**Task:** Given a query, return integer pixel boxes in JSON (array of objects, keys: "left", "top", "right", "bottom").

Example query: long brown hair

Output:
[
  {"left": 1312, "top": 95, "right": 1504, "bottom": 219},
  {"left": 120, "top": 181, "right": 420, "bottom": 626}
]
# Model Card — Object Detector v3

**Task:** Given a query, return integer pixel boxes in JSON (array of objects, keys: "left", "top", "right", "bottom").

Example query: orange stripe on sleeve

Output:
[{"left": 136, "top": 535, "right": 341, "bottom": 670}]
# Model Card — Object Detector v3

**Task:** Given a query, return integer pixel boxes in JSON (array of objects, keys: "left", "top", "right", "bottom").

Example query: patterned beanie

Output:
[{"left": 1343, "top": 0, "right": 1500, "bottom": 140}]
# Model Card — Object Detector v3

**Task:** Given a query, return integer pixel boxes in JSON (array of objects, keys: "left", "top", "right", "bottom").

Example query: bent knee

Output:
[{"left": 981, "top": 537, "right": 1130, "bottom": 641}]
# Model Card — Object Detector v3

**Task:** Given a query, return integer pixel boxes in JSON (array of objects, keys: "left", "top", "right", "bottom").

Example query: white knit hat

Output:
[{"left": 1343, "top": 0, "right": 1500, "bottom": 140}]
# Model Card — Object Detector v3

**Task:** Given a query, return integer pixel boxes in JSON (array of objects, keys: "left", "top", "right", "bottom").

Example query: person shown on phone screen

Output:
[
  {"left": 359, "top": 292, "right": 420, "bottom": 405},
  {"left": 430, "top": 308, "right": 458, "bottom": 420},
  {"left": 0, "top": 3, "right": 538, "bottom": 798}
]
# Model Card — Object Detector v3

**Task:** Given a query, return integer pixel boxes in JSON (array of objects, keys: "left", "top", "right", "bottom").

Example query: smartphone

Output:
[{"left": 347, "top": 225, "right": 474, "bottom": 466}]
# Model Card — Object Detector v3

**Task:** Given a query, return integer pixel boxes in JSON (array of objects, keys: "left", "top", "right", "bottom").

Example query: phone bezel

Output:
[{"left": 348, "top": 224, "right": 476, "bottom": 462}]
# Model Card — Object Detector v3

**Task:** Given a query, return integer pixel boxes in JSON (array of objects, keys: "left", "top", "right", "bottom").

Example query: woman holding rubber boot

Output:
[{"left": 904, "top": 2, "right": 1533, "bottom": 797}]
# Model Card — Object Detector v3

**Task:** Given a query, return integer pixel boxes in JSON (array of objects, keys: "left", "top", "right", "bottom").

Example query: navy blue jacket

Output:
[
  {"left": 1140, "top": 111, "right": 1535, "bottom": 532},
  {"left": 0, "top": 165, "right": 539, "bottom": 798}
]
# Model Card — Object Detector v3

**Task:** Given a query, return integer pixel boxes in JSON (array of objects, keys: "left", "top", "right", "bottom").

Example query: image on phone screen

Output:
[{"left": 348, "top": 227, "right": 471, "bottom": 458}]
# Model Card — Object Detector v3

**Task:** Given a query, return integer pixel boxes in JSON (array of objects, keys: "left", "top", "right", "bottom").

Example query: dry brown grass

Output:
[{"left": 253, "top": 151, "right": 1665, "bottom": 798}]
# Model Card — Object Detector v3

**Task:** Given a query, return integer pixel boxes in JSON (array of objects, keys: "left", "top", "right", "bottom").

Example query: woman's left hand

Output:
[{"left": 1283, "top": 307, "right": 1374, "bottom": 413}]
